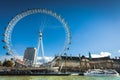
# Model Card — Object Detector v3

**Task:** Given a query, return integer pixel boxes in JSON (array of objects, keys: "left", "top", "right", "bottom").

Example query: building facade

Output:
[
  {"left": 23, "top": 47, "right": 37, "bottom": 67},
  {"left": 53, "top": 55, "right": 120, "bottom": 72}
]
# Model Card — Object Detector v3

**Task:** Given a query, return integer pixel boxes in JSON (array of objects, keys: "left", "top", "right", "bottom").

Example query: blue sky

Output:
[{"left": 0, "top": 0, "right": 120, "bottom": 58}]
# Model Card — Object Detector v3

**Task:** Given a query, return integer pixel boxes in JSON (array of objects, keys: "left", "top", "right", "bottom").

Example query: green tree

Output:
[{"left": 3, "top": 60, "right": 14, "bottom": 67}]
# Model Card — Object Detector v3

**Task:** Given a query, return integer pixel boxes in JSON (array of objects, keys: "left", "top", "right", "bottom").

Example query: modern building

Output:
[{"left": 23, "top": 47, "right": 37, "bottom": 67}]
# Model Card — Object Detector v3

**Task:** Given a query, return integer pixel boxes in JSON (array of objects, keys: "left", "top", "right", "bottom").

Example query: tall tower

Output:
[
  {"left": 35, "top": 31, "right": 45, "bottom": 66},
  {"left": 23, "top": 47, "right": 37, "bottom": 67}
]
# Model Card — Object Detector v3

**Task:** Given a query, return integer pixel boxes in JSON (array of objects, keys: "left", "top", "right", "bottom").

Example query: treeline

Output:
[{"left": 0, "top": 60, "right": 14, "bottom": 67}]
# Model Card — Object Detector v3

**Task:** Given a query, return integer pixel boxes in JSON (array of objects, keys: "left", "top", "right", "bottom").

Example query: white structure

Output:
[
  {"left": 3, "top": 9, "right": 71, "bottom": 66},
  {"left": 23, "top": 47, "right": 37, "bottom": 67},
  {"left": 35, "top": 31, "right": 45, "bottom": 65}
]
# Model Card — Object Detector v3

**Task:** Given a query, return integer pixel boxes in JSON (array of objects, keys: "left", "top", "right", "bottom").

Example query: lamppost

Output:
[{"left": 64, "top": 53, "right": 67, "bottom": 73}]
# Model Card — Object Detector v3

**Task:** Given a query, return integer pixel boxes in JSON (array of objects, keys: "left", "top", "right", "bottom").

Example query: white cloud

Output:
[
  {"left": 0, "top": 56, "right": 13, "bottom": 62},
  {"left": 91, "top": 52, "right": 111, "bottom": 58},
  {"left": 0, "top": 55, "right": 23, "bottom": 62},
  {"left": 118, "top": 50, "right": 120, "bottom": 53},
  {"left": 37, "top": 56, "right": 54, "bottom": 63}
]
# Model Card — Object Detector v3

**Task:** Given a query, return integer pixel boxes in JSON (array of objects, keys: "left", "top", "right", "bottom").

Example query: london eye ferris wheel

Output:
[{"left": 2, "top": 8, "right": 71, "bottom": 65}]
